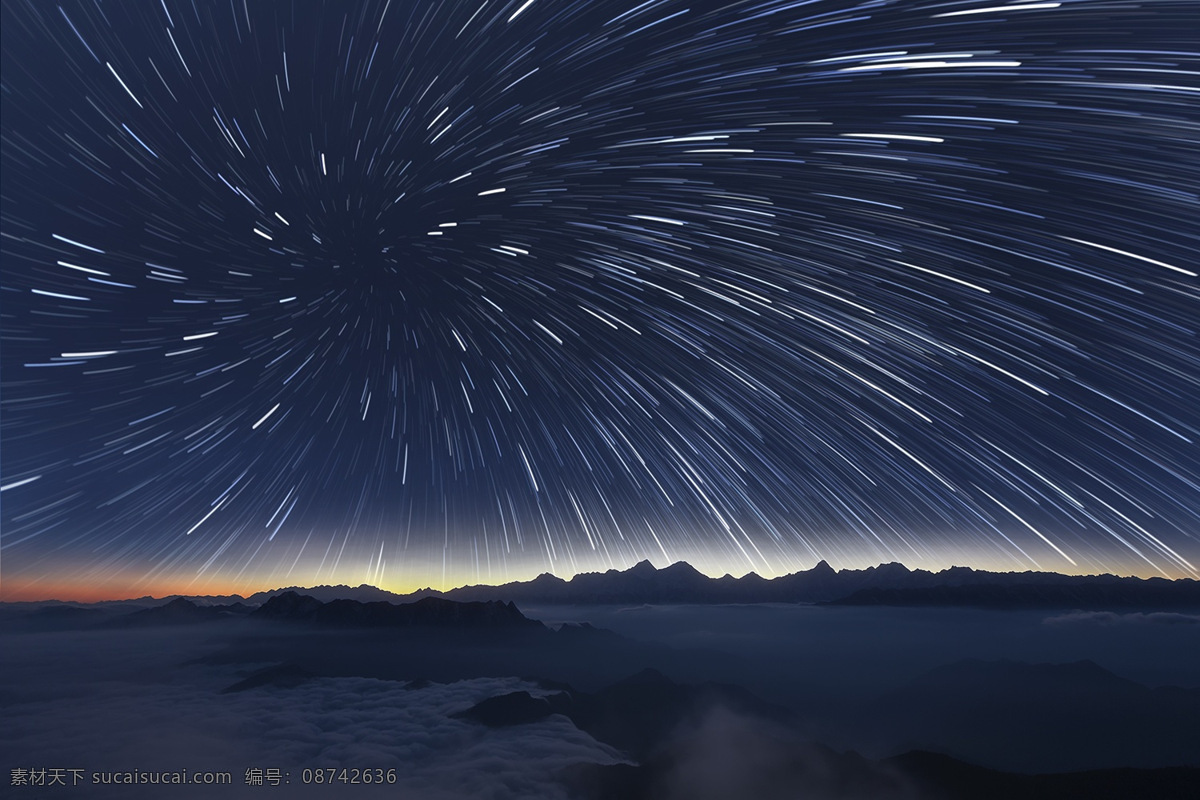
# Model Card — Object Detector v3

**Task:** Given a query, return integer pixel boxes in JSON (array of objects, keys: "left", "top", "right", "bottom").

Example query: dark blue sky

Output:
[{"left": 2, "top": 0, "right": 1197, "bottom": 598}]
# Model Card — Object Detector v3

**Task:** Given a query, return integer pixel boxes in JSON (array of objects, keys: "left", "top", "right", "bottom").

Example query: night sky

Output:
[{"left": 2, "top": 0, "right": 1197, "bottom": 600}]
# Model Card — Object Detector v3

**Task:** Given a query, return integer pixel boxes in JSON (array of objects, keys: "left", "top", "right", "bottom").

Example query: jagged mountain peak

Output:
[{"left": 660, "top": 561, "right": 703, "bottom": 576}]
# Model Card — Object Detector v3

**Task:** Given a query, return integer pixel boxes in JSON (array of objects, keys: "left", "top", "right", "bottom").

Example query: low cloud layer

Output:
[{"left": 2, "top": 629, "right": 625, "bottom": 799}]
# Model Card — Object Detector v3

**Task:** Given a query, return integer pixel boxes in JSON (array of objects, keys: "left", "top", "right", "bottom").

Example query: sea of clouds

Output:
[{"left": 1, "top": 628, "right": 625, "bottom": 799}]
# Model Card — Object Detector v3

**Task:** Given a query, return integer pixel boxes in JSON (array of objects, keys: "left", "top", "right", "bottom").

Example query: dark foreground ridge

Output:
[
  {"left": 447, "top": 668, "right": 1200, "bottom": 800},
  {"left": 888, "top": 752, "right": 1199, "bottom": 800},
  {"left": 861, "top": 658, "right": 1200, "bottom": 773}
]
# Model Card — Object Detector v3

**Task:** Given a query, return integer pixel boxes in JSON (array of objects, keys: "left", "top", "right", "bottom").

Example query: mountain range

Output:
[
  {"left": 195, "top": 559, "right": 1200, "bottom": 610},
  {"left": 96, "top": 591, "right": 543, "bottom": 632},
  {"left": 4, "top": 559, "right": 1197, "bottom": 614}
]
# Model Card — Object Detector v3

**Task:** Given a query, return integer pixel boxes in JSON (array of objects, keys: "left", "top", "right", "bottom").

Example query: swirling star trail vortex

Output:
[{"left": 2, "top": 0, "right": 1198, "bottom": 596}]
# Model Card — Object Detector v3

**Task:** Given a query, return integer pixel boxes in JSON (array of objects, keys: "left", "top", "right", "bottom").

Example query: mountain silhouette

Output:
[
  {"left": 855, "top": 658, "right": 1200, "bottom": 772},
  {"left": 452, "top": 690, "right": 558, "bottom": 727},
  {"left": 252, "top": 591, "right": 543, "bottom": 629},
  {"left": 108, "top": 597, "right": 253, "bottom": 627},
  {"left": 422, "top": 560, "right": 1200, "bottom": 609},
  {"left": 212, "top": 559, "right": 1195, "bottom": 610},
  {"left": 243, "top": 583, "right": 415, "bottom": 605},
  {"left": 7, "top": 560, "right": 1197, "bottom": 630},
  {"left": 221, "top": 663, "right": 316, "bottom": 693}
]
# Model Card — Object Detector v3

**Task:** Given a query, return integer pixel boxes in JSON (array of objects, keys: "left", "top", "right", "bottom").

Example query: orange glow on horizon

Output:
[{"left": 0, "top": 575, "right": 252, "bottom": 604}]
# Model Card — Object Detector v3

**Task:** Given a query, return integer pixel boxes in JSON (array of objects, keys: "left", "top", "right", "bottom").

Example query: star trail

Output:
[{"left": 2, "top": 0, "right": 1198, "bottom": 599}]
